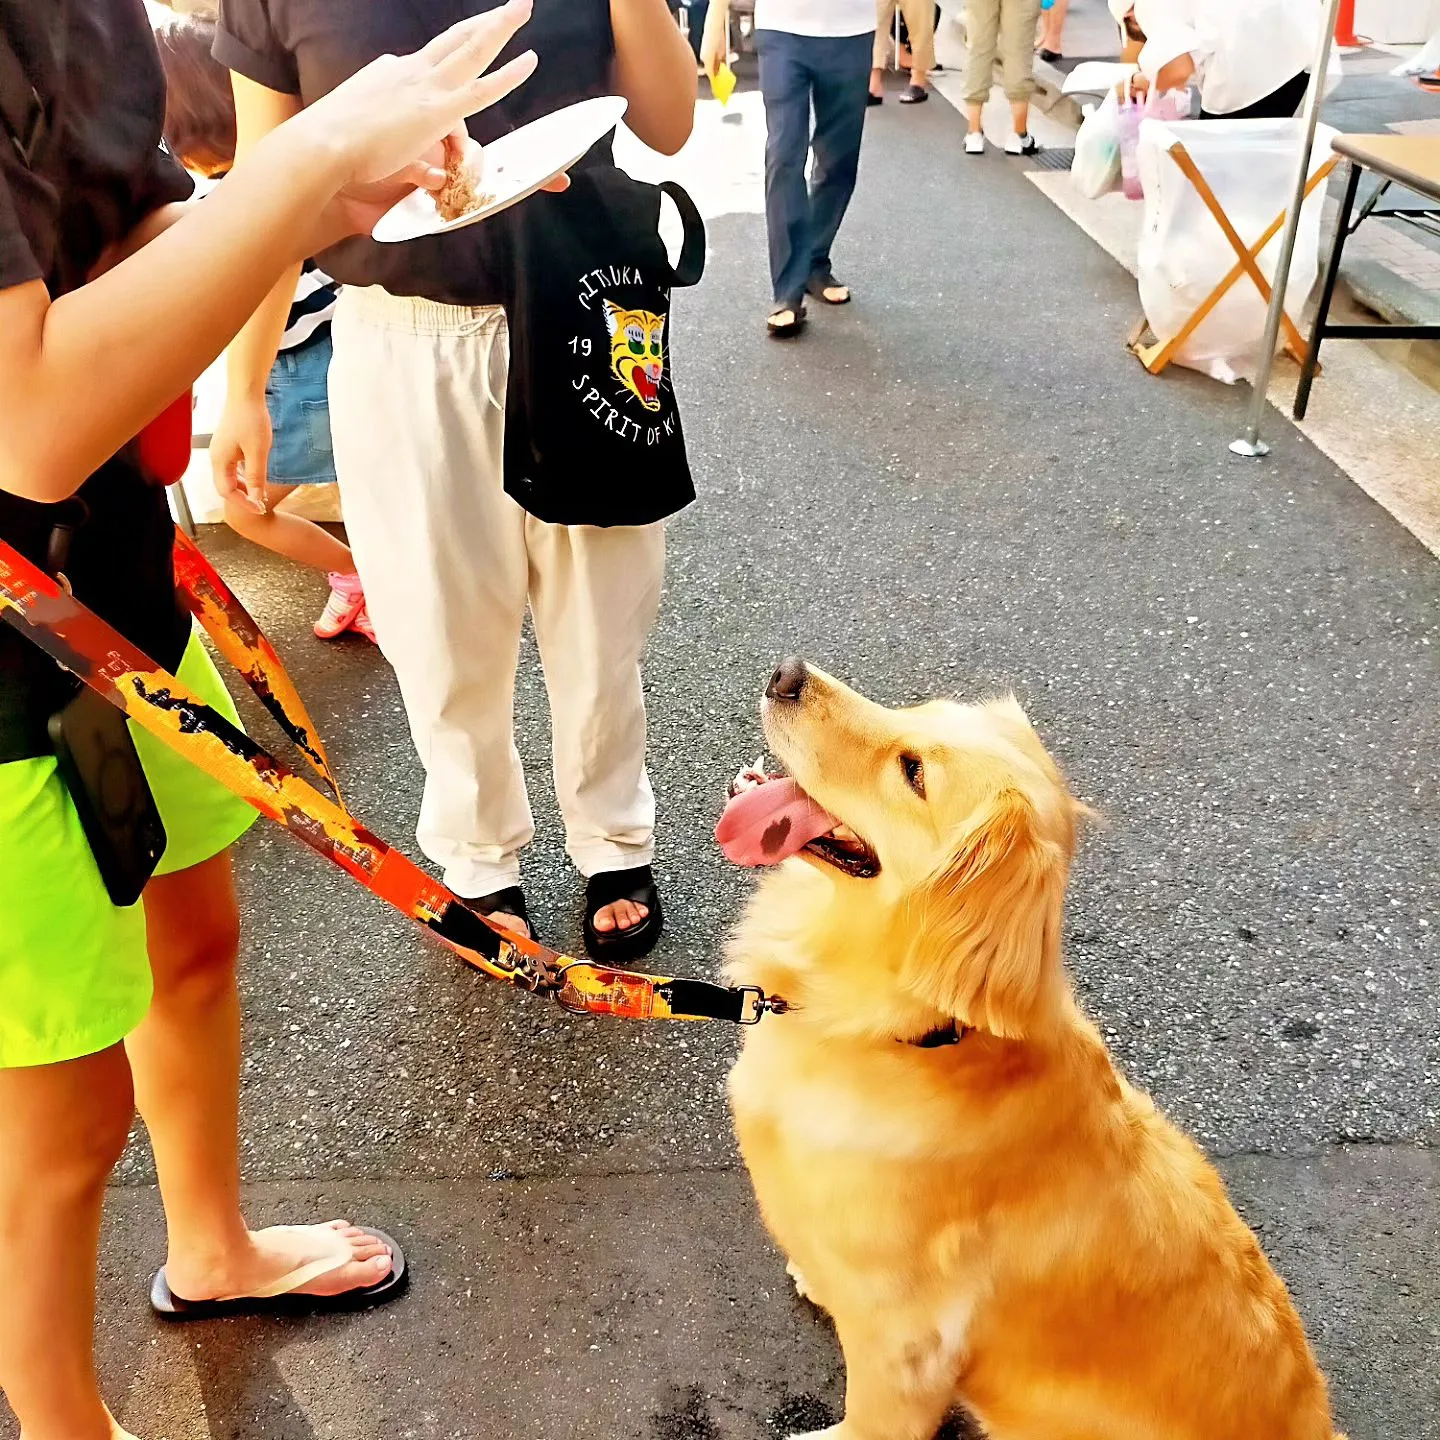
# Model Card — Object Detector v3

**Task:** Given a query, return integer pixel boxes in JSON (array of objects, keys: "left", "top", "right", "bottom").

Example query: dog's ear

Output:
[{"left": 903, "top": 788, "right": 1068, "bottom": 1039}]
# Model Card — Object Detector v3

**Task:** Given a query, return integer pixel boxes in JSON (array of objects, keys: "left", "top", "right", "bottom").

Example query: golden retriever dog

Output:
[{"left": 715, "top": 658, "right": 1339, "bottom": 1440}]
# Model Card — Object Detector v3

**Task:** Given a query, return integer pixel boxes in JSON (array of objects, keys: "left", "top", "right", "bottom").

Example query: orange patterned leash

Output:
[
  {"left": 172, "top": 527, "right": 343, "bottom": 803},
  {"left": 0, "top": 534, "right": 783, "bottom": 1026}
]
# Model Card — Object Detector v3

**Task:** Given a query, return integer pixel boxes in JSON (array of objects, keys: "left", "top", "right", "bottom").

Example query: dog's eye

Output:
[{"left": 899, "top": 753, "right": 926, "bottom": 797}]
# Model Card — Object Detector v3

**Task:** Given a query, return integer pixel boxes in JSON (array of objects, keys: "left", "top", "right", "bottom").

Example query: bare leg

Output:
[
  {"left": 1040, "top": 0, "right": 1070, "bottom": 52},
  {"left": 967, "top": 101, "right": 984, "bottom": 135},
  {"left": 1011, "top": 99, "right": 1031, "bottom": 136},
  {"left": 223, "top": 483, "right": 355, "bottom": 574},
  {"left": 129, "top": 852, "right": 391, "bottom": 1301},
  {"left": 0, "top": 1045, "right": 137, "bottom": 1440}
]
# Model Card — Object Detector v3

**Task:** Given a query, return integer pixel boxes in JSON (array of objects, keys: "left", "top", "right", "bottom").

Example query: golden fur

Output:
[{"left": 725, "top": 665, "right": 1339, "bottom": 1440}]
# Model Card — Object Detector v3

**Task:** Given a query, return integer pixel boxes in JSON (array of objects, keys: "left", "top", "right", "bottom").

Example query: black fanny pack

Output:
[
  {"left": 501, "top": 164, "right": 707, "bottom": 528},
  {"left": 0, "top": 507, "right": 167, "bottom": 904}
]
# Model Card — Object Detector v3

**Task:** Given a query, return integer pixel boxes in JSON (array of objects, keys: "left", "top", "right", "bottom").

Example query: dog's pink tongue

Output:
[{"left": 716, "top": 778, "right": 837, "bottom": 867}]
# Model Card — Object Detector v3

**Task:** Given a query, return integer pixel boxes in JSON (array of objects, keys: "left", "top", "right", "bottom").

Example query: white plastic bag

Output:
[
  {"left": 1073, "top": 89, "right": 1122, "bottom": 199},
  {"left": 1136, "top": 118, "right": 1337, "bottom": 384}
]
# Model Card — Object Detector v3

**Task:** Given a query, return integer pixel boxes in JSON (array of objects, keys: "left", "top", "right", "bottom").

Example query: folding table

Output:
[{"left": 1293, "top": 133, "right": 1440, "bottom": 419}]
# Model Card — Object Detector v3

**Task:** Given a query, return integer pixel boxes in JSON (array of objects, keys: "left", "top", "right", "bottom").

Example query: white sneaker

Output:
[
  {"left": 964, "top": 131, "right": 985, "bottom": 155},
  {"left": 1004, "top": 132, "right": 1040, "bottom": 156}
]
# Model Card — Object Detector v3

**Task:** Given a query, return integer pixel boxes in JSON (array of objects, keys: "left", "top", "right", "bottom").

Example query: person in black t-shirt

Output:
[
  {"left": 212, "top": 0, "right": 698, "bottom": 962},
  {"left": 0, "top": 5, "right": 536, "bottom": 1435}
]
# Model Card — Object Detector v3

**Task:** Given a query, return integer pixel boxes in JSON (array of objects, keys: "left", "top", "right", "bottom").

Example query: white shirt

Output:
[
  {"left": 753, "top": 0, "right": 877, "bottom": 37},
  {"left": 1135, "top": 0, "right": 1323, "bottom": 116}
]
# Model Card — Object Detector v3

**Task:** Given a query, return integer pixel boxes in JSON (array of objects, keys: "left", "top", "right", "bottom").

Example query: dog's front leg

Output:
[{"left": 790, "top": 1317, "right": 958, "bottom": 1440}]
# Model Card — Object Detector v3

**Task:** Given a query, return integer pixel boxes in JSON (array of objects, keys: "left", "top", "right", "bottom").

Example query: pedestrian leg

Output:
[
  {"left": 526, "top": 519, "right": 666, "bottom": 910},
  {"left": 807, "top": 33, "right": 873, "bottom": 286},
  {"left": 758, "top": 30, "right": 819, "bottom": 311},
  {"left": 901, "top": 0, "right": 935, "bottom": 87},
  {"left": 964, "top": 0, "right": 1002, "bottom": 139},
  {"left": 329, "top": 289, "right": 533, "bottom": 903},
  {"left": 872, "top": 0, "right": 897, "bottom": 97},
  {"left": 1001, "top": 0, "right": 1044, "bottom": 135}
]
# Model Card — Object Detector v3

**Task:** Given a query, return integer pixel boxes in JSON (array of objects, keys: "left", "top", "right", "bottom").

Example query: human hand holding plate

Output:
[
  {"left": 292, "top": 0, "right": 545, "bottom": 247},
  {"left": 371, "top": 95, "right": 628, "bottom": 243}
]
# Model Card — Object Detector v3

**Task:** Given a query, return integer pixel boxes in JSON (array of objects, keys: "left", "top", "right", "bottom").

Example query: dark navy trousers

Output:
[{"left": 756, "top": 28, "right": 872, "bottom": 308}]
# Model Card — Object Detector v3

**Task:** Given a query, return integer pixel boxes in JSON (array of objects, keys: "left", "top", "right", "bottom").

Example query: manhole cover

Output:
[{"left": 1029, "top": 148, "right": 1075, "bottom": 172}]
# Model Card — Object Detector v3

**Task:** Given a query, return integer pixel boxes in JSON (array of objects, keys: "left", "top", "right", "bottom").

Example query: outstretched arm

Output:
[{"left": 0, "top": 1, "right": 538, "bottom": 504}]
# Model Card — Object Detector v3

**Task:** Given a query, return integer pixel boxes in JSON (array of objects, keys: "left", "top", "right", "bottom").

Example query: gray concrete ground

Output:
[{"left": 11, "top": 82, "right": 1439, "bottom": 1440}]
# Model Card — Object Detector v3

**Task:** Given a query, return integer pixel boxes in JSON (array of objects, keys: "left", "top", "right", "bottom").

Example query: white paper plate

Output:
[{"left": 371, "top": 94, "right": 628, "bottom": 243}]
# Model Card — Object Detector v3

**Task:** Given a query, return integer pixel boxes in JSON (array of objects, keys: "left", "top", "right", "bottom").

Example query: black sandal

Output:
[
  {"left": 582, "top": 865, "right": 663, "bottom": 962},
  {"left": 766, "top": 303, "right": 807, "bottom": 338},
  {"left": 805, "top": 271, "right": 851, "bottom": 305},
  {"left": 470, "top": 885, "right": 534, "bottom": 942},
  {"left": 151, "top": 1226, "right": 408, "bottom": 1322}
]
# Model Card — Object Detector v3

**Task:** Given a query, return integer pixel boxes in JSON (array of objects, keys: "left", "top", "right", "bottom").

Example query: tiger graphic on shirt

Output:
[{"left": 603, "top": 299, "right": 666, "bottom": 413}]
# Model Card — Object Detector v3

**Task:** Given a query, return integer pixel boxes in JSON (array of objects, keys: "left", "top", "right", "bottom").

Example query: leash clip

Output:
[
  {"left": 498, "top": 938, "right": 563, "bottom": 996},
  {"left": 736, "top": 986, "right": 789, "bottom": 1024}
]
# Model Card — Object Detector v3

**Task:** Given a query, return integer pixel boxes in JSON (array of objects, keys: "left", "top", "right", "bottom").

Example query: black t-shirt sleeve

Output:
[
  {"left": 0, "top": 169, "right": 42, "bottom": 293},
  {"left": 214, "top": 0, "right": 301, "bottom": 95}
]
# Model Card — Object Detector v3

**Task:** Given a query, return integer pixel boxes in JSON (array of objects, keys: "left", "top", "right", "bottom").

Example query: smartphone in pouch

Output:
[{"left": 49, "top": 684, "right": 167, "bottom": 907}]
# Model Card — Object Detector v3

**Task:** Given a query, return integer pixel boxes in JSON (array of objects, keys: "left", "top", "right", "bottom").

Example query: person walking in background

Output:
[
  {"left": 213, "top": 0, "right": 695, "bottom": 955},
  {"left": 870, "top": 0, "right": 934, "bottom": 105},
  {"left": 151, "top": 9, "right": 375, "bottom": 644},
  {"left": 963, "top": 0, "right": 1044, "bottom": 155},
  {"left": 703, "top": 0, "right": 874, "bottom": 337}
]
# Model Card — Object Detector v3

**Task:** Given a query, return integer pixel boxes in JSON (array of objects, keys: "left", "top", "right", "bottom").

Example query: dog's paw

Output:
[{"left": 786, "top": 1258, "right": 814, "bottom": 1302}]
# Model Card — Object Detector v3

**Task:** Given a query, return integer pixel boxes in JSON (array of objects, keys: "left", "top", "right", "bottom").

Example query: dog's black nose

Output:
[{"left": 767, "top": 656, "right": 808, "bottom": 703}]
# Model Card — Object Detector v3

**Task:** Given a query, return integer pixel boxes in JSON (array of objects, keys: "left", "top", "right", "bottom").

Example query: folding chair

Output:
[{"left": 1128, "top": 132, "right": 1340, "bottom": 376}]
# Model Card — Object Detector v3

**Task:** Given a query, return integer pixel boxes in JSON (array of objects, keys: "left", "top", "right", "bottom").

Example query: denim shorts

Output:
[{"left": 265, "top": 329, "right": 337, "bottom": 486}]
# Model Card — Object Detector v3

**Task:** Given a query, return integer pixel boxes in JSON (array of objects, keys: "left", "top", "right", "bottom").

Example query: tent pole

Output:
[{"left": 1230, "top": 0, "right": 1345, "bottom": 458}]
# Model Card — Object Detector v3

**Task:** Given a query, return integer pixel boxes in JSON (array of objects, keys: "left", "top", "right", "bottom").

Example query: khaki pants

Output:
[
  {"left": 874, "top": 0, "right": 936, "bottom": 75},
  {"left": 963, "top": 0, "right": 1043, "bottom": 103},
  {"left": 329, "top": 286, "right": 665, "bottom": 897}
]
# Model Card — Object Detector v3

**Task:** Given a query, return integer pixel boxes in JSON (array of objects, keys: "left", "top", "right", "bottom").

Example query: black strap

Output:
[
  {"left": 657, "top": 978, "right": 753, "bottom": 1024},
  {"left": 658, "top": 180, "right": 706, "bottom": 289}
]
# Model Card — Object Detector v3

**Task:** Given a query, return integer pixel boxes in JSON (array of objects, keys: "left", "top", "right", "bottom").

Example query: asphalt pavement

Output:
[{"left": 19, "top": 81, "right": 1438, "bottom": 1440}]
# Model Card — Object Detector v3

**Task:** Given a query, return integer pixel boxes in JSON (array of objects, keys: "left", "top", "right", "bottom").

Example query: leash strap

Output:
[
  {"left": 0, "top": 533, "right": 780, "bottom": 1025},
  {"left": 172, "top": 528, "right": 343, "bottom": 803}
]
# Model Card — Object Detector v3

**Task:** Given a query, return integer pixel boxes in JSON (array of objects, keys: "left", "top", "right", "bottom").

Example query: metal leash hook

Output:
[{"left": 495, "top": 935, "right": 565, "bottom": 996}]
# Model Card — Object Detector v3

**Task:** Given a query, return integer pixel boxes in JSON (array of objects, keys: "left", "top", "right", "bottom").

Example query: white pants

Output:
[{"left": 329, "top": 286, "right": 666, "bottom": 897}]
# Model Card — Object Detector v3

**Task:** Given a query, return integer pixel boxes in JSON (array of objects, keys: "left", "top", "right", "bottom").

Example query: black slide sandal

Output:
[
  {"left": 805, "top": 271, "right": 851, "bottom": 305},
  {"left": 766, "top": 303, "right": 807, "bottom": 338},
  {"left": 470, "top": 885, "right": 535, "bottom": 942},
  {"left": 582, "top": 864, "right": 663, "bottom": 962},
  {"left": 150, "top": 1226, "right": 408, "bottom": 1322}
]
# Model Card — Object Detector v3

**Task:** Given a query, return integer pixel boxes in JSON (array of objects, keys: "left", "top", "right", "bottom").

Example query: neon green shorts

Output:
[{"left": 0, "top": 632, "right": 257, "bottom": 1069}]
